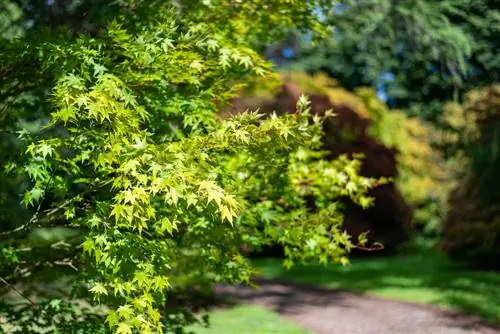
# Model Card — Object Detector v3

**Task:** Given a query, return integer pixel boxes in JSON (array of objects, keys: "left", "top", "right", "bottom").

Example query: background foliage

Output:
[
  {"left": 441, "top": 85, "right": 500, "bottom": 268},
  {"left": 270, "top": 0, "right": 500, "bottom": 122},
  {"left": 223, "top": 72, "right": 451, "bottom": 236}
]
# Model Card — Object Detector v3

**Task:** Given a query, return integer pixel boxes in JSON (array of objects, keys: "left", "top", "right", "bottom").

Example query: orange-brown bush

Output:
[
  {"left": 222, "top": 72, "right": 424, "bottom": 251},
  {"left": 223, "top": 73, "right": 451, "bottom": 234}
]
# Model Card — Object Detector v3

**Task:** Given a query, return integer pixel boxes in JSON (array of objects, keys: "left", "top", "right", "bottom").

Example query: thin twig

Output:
[
  {"left": 0, "top": 277, "right": 36, "bottom": 306},
  {"left": 54, "top": 260, "right": 79, "bottom": 271},
  {"left": 0, "top": 202, "right": 42, "bottom": 237},
  {"left": 0, "top": 191, "right": 74, "bottom": 238},
  {"left": 352, "top": 243, "right": 384, "bottom": 252}
]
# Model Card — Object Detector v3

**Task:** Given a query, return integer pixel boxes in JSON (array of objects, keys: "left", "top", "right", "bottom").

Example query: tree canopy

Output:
[
  {"left": 273, "top": 0, "right": 500, "bottom": 121},
  {"left": 0, "top": 1, "right": 378, "bottom": 333}
]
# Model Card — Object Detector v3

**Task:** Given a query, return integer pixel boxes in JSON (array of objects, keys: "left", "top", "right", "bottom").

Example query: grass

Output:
[
  {"left": 252, "top": 238, "right": 500, "bottom": 325},
  {"left": 187, "top": 305, "right": 310, "bottom": 334}
]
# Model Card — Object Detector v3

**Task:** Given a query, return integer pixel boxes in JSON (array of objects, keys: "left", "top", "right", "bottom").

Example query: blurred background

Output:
[
  {"left": 211, "top": 1, "right": 500, "bottom": 330},
  {"left": 1, "top": 1, "right": 500, "bottom": 333}
]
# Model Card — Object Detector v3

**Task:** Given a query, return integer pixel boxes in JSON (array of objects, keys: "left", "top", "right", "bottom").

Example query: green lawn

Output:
[
  {"left": 252, "top": 239, "right": 500, "bottom": 325},
  {"left": 187, "top": 305, "right": 310, "bottom": 334}
]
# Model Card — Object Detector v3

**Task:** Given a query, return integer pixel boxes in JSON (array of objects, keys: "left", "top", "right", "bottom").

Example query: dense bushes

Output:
[
  {"left": 353, "top": 89, "right": 453, "bottom": 237},
  {"left": 441, "top": 85, "right": 500, "bottom": 268},
  {"left": 223, "top": 72, "right": 453, "bottom": 247},
  {"left": 223, "top": 73, "right": 420, "bottom": 251},
  {"left": 269, "top": 82, "right": 411, "bottom": 252},
  {"left": 442, "top": 175, "right": 500, "bottom": 269}
]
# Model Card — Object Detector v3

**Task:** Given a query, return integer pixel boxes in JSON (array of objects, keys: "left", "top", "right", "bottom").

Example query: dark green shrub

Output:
[{"left": 442, "top": 85, "right": 500, "bottom": 268}]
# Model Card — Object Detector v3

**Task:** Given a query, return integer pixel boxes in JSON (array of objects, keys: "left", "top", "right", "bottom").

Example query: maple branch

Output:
[{"left": 0, "top": 277, "right": 36, "bottom": 306}]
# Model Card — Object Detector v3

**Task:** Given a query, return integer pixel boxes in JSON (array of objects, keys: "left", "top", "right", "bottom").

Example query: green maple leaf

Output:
[
  {"left": 359, "top": 196, "right": 373, "bottom": 209},
  {"left": 346, "top": 181, "right": 357, "bottom": 193},
  {"left": 93, "top": 63, "right": 107, "bottom": 76},
  {"left": 37, "top": 143, "right": 54, "bottom": 158},
  {"left": 133, "top": 271, "right": 148, "bottom": 288},
  {"left": 117, "top": 305, "right": 134, "bottom": 319},
  {"left": 220, "top": 205, "right": 234, "bottom": 224},
  {"left": 205, "top": 39, "right": 219, "bottom": 51},
  {"left": 24, "top": 187, "right": 44, "bottom": 206},
  {"left": 24, "top": 163, "right": 45, "bottom": 180},
  {"left": 189, "top": 60, "right": 204, "bottom": 71},
  {"left": 167, "top": 187, "right": 179, "bottom": 206},
  {"left": 116, "top": 323, "right": 132, "bottom": 334},
  {"left": 89, "top": 283, "right": 108, "bottom": 296},
  {"left": 161, "top": 38, "right": 174, "bottom": 52},
  {"left": 82, "top": 239, "right": 94, "bottom": 254},
  {"left": 106, "top": 311, "right": 119, "bottom": 328},
  {"left": 198, "top": 180, "right": 224, "bottom": 206},
  {"left": 185, "top": 193, "right": 198, "bottom": 208},
  {"left": 239, "top": 55, "right": 253, "bottom": 68},
  {"left": 207, "top": 189, "right": 223, "bottom": 206},
  {"left": 123, "top": 190, "right": 135, "bottom": 204}
]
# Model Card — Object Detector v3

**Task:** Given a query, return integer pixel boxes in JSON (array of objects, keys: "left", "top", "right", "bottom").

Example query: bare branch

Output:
[{"left": 0, "top": 277, "right": 36, "bottom": 306}]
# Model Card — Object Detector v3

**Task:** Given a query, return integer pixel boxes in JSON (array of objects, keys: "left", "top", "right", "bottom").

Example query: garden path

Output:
[{"left": 215, "top": 279, "right": 500, "bottom": 334}]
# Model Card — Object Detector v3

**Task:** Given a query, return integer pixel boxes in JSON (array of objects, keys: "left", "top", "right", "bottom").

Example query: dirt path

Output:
[{"left": 215, "top": 279, "right": 500, "bottom": 334}]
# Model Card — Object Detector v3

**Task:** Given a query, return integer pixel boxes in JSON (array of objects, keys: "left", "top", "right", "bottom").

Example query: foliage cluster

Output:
[
  {"left": 441, "top": 85, "right": 500, "bottom": 267},
  {"left": 351, "top": 89, "right": 453, "bottom": 236},
  {"left": 271, "top": 0, "right": 500, "bottom": 122},
  {"left": 229, "top": 72, "right": 450, "bottom": 234},
  {"left": 0, "top": 1, "right": 379, "bottom": 333},
  {"left": 441, "top": 85, "right": 500, "bottom": 196}
]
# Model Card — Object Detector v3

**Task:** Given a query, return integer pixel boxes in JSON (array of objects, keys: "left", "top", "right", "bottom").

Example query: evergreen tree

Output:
[{"left": 275, "top": 0, "right": 499, "bottom": 121}]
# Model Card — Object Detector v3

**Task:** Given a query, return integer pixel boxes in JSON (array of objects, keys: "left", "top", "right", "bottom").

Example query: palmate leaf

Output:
[
  {"left": 116, "top": 323, "right": 132, "bottom": 334},
  {"left": 89, "top": 283, "right": 108, "bottom": 296},
  {"left": 106, "top": 311, "right": 120, "bottom": 329},
  {"left": 220, "top": 205, "right": 234, "bottom": 224}
]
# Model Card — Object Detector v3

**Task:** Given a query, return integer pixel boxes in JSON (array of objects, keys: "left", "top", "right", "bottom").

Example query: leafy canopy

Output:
[
  {"left": 0, "top": 1, "right": 377, "bottom": 333},
  {"left": 273, "top": 0, "right": 499, "bottom": 121}
]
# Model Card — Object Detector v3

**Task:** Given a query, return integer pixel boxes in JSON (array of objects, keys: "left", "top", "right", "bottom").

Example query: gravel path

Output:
[{"left": 215, "top": 279, "right": 500, "bottom": 334}]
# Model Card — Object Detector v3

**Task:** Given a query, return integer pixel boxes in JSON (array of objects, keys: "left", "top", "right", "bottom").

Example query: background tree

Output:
[
  {"left": 270, "top": 0, "right": 499, "bottom": 122},
  {"left": 265, "top": 0, "right": 500, "bottom": 268},
  {"left": 440, "top": 85, "right": 500, "bottom": 269}
]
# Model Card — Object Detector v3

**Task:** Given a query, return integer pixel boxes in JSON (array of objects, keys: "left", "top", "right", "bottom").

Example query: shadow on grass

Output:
[
  {"left": 252, "top": 240, "right": 500, "bottom": 326},
  {"left": 215, "top": 278, "right": 355, "bottom": 316}
]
